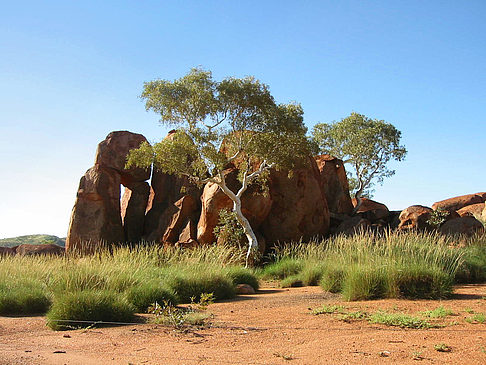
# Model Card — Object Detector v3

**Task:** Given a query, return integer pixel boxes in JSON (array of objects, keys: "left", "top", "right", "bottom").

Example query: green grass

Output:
[
  {"left": 268, "top": 230, "right": 476, "bottom": 300},
  {"left": 0, "top": 234, "right": 65, "bottom": 248},
  {"left": 0, "top": 244, "right": 258, "bottom": 329},
  {"left": 312, "top": 304, "right": 346, "bottom": 315},
  {"left": 368, "top": 311, "right": 438, "bottom": 329},
  {"left": 422, "top": 306, "right": 454, "bottom": 318},
  {"left": 46, "top": 290, "right": 136, "bottom": 330},
  {"left": 465, "top": 313, "right": 486, "bottom": 324}
]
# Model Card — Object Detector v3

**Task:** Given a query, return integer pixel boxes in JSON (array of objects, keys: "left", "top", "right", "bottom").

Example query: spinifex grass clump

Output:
[
  {"left": 269, "top": 231, "right": 464, "bottom": 300},
  {"left": 46, "top": 290, "right": 136, "bottom": 330},
  {"left": 0, "top": 243, "right": 258, "bottom": 324}
]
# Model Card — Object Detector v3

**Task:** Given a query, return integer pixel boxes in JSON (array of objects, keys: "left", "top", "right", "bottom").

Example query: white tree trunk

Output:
[{"left": 232, "top": 198, "right": 259, "bottom": 267}]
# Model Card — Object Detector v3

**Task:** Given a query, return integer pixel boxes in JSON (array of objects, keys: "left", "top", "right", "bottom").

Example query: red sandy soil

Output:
[{"left": 1, "top": 284, "right": 486, "bottom": 364}]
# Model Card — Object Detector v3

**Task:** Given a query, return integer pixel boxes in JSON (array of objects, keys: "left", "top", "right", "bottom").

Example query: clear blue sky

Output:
[{"left": 1, "top": 1, "right": 485, "bottom": 238}]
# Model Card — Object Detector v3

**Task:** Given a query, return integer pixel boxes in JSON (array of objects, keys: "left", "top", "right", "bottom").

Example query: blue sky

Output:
[{"left": 1, "top": 1, "right": 485, "bottom": 238}]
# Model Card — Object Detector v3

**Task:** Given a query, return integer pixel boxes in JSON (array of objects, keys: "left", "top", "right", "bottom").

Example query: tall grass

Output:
[
  {"left": 263, "top": 230, "right": 478, "bottom": 300},
  {"left": 0, "top": 243, "right": 257, "bottom": 327}
]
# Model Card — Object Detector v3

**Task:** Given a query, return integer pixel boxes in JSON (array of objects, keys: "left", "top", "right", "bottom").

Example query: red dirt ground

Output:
[{"left": 1, "top": 284, "right": 486, "bottom": 364}]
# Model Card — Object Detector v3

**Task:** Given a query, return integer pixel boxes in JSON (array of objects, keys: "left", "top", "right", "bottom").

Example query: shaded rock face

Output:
[
  {"left": 66, "top": 132, "right": 151, "bottom": 253},
  {"left": 334, "top": 216, "right": 371, "bottom": 236},
  {"left": 261, "top": 161, "right": 330, "bottom": 245},
  {"left": 314, "top": 155, "right": 354, "bottom": 215},
  {"left": 457, "top": 203, "right": 485, "bottom": 217},
  {"left": 197, "top": 168, "right": 272, "bottom": 245},
  {"left": 439, "top": 217, "right": 484, "bottom": 236},
  {"left": 15, "top": 244, "right": 64, "bottom": 256},
  {"left": 353, "top": 198, "right": 389, "bottom": 221},
  {"left": 398, "top": 205, "right": 434, "bottom": 231},
  {"left": 432, "top": 193, "right": 486, "bottom": 213},
  {"left": 66, "top": 165, "right": 125, "bottom": 253}
]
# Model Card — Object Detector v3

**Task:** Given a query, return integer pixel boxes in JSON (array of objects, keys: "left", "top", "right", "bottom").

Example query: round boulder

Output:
[{"left": 439, "top": 217, "right": 484, "bottom": 236}]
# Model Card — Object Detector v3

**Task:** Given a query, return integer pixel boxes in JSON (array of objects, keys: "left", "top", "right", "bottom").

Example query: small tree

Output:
[
  {"left": 127, "top": 68, "right": 310, "bottom": 265},
  {"left": 312, "top": 112, "right": 407, "bottom": 214}
]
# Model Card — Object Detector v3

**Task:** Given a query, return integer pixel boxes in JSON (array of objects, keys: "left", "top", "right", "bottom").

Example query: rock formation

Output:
[
  {"left": 352, "top": 198, "right": 389, "bottom": 221},
  {"left": 439, "top": 217, "right": 484, "bottom": 236},
  {"left": 15, "top": 244, "right": 65, "bottom": 256},
  {"left": 456, "top": 203, "right": 485, "bottom": 217},
  {"left": 398, "top": 205, "right": 434, "bottom": 231},
  {"left": 431, "top": 192, "right": 486, "bottom": 213}
]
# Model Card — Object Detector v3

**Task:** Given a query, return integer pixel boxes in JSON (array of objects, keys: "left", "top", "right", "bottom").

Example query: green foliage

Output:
[
  {"left": 46, "top": 290, "right": 135, "bottom": 331},
  {"left": 465, "top": 313, "right": 486, "bottom": 324},
  {"left": 312, "top": 112, "right": 406, "bottom": 201},
  {"left": 0, "top": 234, "right": 65, "bottom": 248},
  {"left": 312, "top": 304, "right": 346, "bottom": 315},
  {"left": 427, "top": 208, "right": 450, "bottom": 228},
  {"left": 422, "top": 306, "right": 454, "bottom": 318},
  {"left": 454, "top": 243, "right": 486, "bottom": 283},
  {"left": 368, "top": 311, "right": 437, "bottom": 329},
  {"left": 214, "top": 209, "right": 245, "bottom": 247},
  {"left": 434, "top": 343, "right": 452, "bottom": 352},
  {"left": 340, "top": 265, "right": 389, "bottom": 301}
]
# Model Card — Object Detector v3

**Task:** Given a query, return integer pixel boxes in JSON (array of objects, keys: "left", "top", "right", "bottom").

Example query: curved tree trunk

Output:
[{"left": 233, "top": 198, "right": 259, "bottom": 267}]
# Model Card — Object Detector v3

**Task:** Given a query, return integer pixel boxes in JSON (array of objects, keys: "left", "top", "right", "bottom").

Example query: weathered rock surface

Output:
[
  {"left": 457, "top": 203, "right": 485, "bottom": 217},
  {"left": 15, "top": 244, "right": 64, "bottom": 256},
  {"left": 398, "top": 205, "right": 434, "bottom": 231},
  {"left": 439, "top": 216, "right": 484, "bottom": 236},
  {"left": 235, "top": 284, "right": 256, "bottom": 294},
  {"left": 0, "top": 247, "right": 16, "bottom": 256},
  {"left": 95, "top": 131, "right": 150, "bottom": 186},
  {"left": 121, "top": 182, "right": 150, "bottom": 243},
  {"left": 66, "top": 165, "right": 125, "bottom": 253},
  {"left": 353, "top": 198, "right": 389, "bottom": 221},
  {"left": 261, "top": 161, "right": 330, "bottom": 246},
  {"left": 432, "top": 193, "right": 486, "bottom": 213},
  {"left": 483, "top": 204, "right": 486, "bottom": 222},
  {"left": 197, "top": 168, "right": 272, "bottom": 245},
  {"left": 334, "top": 216, "right": 371, "bottom": 236},
  {"left": 314, "top": 155, "right": 354, "bottom": 215}
]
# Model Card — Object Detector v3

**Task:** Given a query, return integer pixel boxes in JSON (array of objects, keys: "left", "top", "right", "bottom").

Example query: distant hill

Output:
[{"left": 0, "top": 234, "right": 66, "bottom": 248}]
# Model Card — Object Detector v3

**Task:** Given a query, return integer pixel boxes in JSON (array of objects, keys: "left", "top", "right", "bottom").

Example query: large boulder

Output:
[
  {"left": 314, "top": 155, "right": 354, "bottom": 215},
  {"left": 439, "top": 216, "right": 484, "bottom": 236},
  {"left": 121, "top": 182, "right": 150, "bottom": 243},
  {"left": 95, "top": 131, "right": 150, "bottom": 186},
  {"left": 334, "top": 216, "right": 371, "bottom": 236},
  {"left": 260, "top": 160, "right": 330, "bottom": 245},
  {"left": 432, "top": 192, "right": 486, "bottom": 213},
  {"left": 398, "top": 205, "right": 433, "bottom": 231},
  {"left": 353, "top": 198, "right": 389, "bottom": 221},
  {"left": 457, "top": 203, "right": 485, "bottom": 217},
  {"left": 15, "top": 244, "right": 64, "bottom": 256},
  {"left": 483, "top": 204, "right": 486, "bottom": 222},
  {"left": 197, "top": 168, "right": 272, "bottom": 245},
  {"left": 66, "top": 165, "right": 125, "bottom": 253},
  {"left": 0, "top": 247, "right": 16, "bottom": 256}
]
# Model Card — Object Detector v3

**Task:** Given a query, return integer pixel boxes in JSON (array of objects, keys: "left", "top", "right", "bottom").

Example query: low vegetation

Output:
[
  {"left": 262, "top": 230, "right": 486, "bottom": 300},
  {"left": 0, "top": 244, "right": 256, "bottom": 330},
  {"left": 0, "top": 234, "right": 65, "bottom": 248}
]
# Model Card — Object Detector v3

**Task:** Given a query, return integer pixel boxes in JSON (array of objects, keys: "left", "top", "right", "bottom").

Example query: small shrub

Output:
[
  {"left": 125, "top": 283, "right": 178, "bottom": 312},
  {"left": 368, "top": 311, "right": 437, "bottom": 329},
  {"left": 427, "top": 208, "right": 450, "bottom": 228},
  {"left": 455, "top": 245, "right": 486, "bottom": 283},
  {"left": 299, "top": 263, "right": 326, "bottom": 286},
  {"left": 422, "top": 306, "right": 454, "bottom": 318},
  {"left": 465, "top": 313, "right": 486, "bottom": 324},
  {"left": 395, "top": 266, "right": 453, "bottom": 299},
  {"left": 260, "top": 258, "right": 303, "bottom": 280},
  {"left": 312, "top": 304, "right": 345, "bottom": 315},
  {"left": 46, "top": 291, "right": 135, "bottom": 330},
  {"left": 280, "top": 275, "right": 303, "bottom": 288},
  {"left": 434, "top": 343, "right": 452, "bottom": 352},
  {"left": 223, "top": 266, "right": 259, "bottom": 290}
]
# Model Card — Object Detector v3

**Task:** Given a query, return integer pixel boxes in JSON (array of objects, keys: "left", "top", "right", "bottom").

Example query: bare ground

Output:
[{"left": 1, "top": 284, "right": 486, "bottom": 364}]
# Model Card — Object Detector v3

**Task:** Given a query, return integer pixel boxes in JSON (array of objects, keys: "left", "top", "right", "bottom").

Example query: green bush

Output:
[
  {"left": 125, "top": 283, "right": 178, "bottom": 312},
  {"left": 395, "top": 265, "right": 453, "bottom": 299},
  {"left": 0, "top": 282, "right": 51, "bottom": 315},
  {"left": 46, "top": 290, "right": 135, "bottom": 330},
  {"left": 299, "top": 262, "right": 326, "bottom": 286},
  {"left": 165, "top": 272, "right": 235, "bottom": 303},
  {"left": 260, "top": 258, "right": 303, "bottom": 280},
  {"left": 320, "top": 265, "right": 346, "bottom": 293},
  {"left": 341, "top": 265, "right": 389, "bottom": 301},
  {"left": 455, "top": 245, "right": 486, "bottom": 283},
  {"left": 223, "top": 266, "right": 260, "bottom": 290}
]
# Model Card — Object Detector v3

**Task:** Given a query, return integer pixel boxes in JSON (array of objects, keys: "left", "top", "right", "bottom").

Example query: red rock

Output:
[
  {"left": 483, "top": 204, "right": 486, "bottom": 222},
  {"left": 121, "top": 182, "right": 150, "bottom": 243},
  {"left": 235, "top": 284, "right": 256, "bottom": 294},
  {"left": 15, "top": 244, "right": 64, "bottom": 256},
  {"left": 334, "top": 216, "right": 371, "bottom": 236},
  {"left": 432, "top": 193, "right": 486, "bottom": 213},
  {"left": 314, "top": 155, "right": 354, "bottom": 215},
  {"left": 456, "top": 203, "right": 485, "bottom": 217},
  {"left": 398, "top": 205, "right": 434, "bottom": 231},
  {"left": 261, "top": 160, "right": 330, "bottom": 245},
  {"left": 352, "top": 198, "right": 389, "bottom": 221},
  {"left": 177, "top": 219, "right": 198, "bottom": 245},
  {"left": 66, "top": 165, "right": 125, "bottom": 253},
  {"left": 162, "top": 195, "right": 198, "bottom": 244},
  {"left": 197, "top": 168, "right": 272, "bottom": 245},
  {"left": 0, "top": 247, "right": 16, "bottom": 256},
  {"left": 439, "top": 216, "right": 484, "bottom": 236},
  {"left": 95, "top": 131, "right": 150, "bottom": 185}
]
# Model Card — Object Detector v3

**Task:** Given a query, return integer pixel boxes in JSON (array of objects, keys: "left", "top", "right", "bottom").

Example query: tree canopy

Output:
[
  {"left": 312, "top": 112, "right": 407, "bottom": 213},
  {"left": 127, "top": 68, "right": 311, "bottom": 264}
]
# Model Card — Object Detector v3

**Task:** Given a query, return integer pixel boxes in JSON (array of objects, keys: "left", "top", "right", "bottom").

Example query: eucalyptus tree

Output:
[
  {"left": 312, "top": 112, "right": 407, "bottom": 214},
  {"left": 127, "top": 68, "right": 310, "bottom": 265}
]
